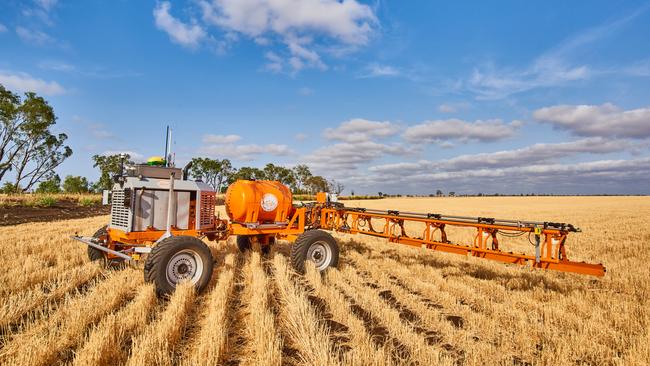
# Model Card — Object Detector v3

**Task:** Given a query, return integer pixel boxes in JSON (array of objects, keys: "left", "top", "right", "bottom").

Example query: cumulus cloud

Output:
[
  {"left": 102, "top": 150, "right": 145, "bottom": 161},
  {"left": 324, "top": 119, "right": 400, "bottom": 143},
  {"left": 534, "top": 103, "right": 650, "bottom": 139},
  {"left": 370, "top": 137, "right": 629, "bottom": 175},
  {"left": 154, "top": 1, "right": 206, "bottom": 49},
  {"left": 196, "top": 0, "right": 376, "bottom": 72},
  {"left": 0, "top": 23, "right": 7, "bottom": 33},
  {"left": 361, "top": 64, "right": 401, "bottom": 78},
  {"left": 200, "top": 143, "right": 293, "bottom": 161},
  {"left": 402, "top": 119, "right": 521, "bottom": 144},
  {"left": 0, "top": 71, "right": 65, "bottom": 95},
  {"left": 302, "top": 141, "right": 413, "bottom": 173},
  {"left": 202, "top": 134, "right": 242, "bottom": 144}
]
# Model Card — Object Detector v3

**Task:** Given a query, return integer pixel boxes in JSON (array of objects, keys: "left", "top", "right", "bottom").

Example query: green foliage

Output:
[
  {"left": 30, "top": 195, "right": 58, "bottom": 207},
  {"left": 92, "top": 154, "right": 133, "bottom": 191},
  {"left": 63, "top": 175, "right": 90, "bottom": 193},
  {"left": 78, "top": 196, "right": 99, "bottom": 207},
  {"left": 189, "top": 157, "right": 233, "bottom": 192},
  {"left": 35, "top": 175, "right": 61, "bottom": 193},
  {"left": 231, "top": 166, "right": 265, "bottom": 181},
  {"left": 0, "top": 182, "right": 20, "bottom": 194},
  {"left": 0, "top": 84, "right": 72, "bottom": 191}
]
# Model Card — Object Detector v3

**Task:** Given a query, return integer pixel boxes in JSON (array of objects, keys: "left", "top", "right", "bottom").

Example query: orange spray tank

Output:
[{"left": 225, "top": 180, "right": 293, "bottom": 223}]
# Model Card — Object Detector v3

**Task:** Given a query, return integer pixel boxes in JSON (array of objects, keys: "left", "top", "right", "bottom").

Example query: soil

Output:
[{"left": 0, "top": 199, "right": 110, "bottom": 226}]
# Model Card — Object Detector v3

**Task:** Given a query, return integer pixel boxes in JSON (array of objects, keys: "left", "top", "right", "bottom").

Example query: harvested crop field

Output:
[{"left": 0, "top": 196, "right": 648, "bottom": 365}]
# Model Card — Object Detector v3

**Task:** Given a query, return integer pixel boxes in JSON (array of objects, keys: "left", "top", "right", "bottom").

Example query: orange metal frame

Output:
[
  {"left": 105, "top": 202, "right": 605, "bottom": 277},
  {"left": 316, "top": 207, "right": 606, "bottom": 277}
]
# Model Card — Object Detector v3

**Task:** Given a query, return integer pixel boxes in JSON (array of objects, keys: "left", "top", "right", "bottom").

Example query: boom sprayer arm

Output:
[{"left": 305, "top": 200, "right": 605, "bottom": 277}]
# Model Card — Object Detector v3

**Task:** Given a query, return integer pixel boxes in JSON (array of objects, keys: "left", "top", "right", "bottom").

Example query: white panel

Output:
[{"left": 176, "top": 192, "right": 190, "bottom": 229}]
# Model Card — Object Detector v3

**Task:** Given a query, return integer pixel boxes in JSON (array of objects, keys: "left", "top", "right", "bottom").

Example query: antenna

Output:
[{"left": 163, "top": 125, "right": 170, "bottom": 167}]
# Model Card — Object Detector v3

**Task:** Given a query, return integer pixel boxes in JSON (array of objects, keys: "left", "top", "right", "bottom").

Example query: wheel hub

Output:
[
  {"left": 307, "top": 241, "right": 332, "bottom": 270},
  {"left": 166, "top": 249, "right": 204, "bottom": 286}
]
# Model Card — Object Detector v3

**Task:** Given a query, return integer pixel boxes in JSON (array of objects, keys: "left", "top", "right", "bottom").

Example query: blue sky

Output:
[{"left": 1, "top": 0, "right": 649, "bottom": 194}]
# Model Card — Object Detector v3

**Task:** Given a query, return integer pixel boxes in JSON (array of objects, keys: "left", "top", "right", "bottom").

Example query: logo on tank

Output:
[{"left": 260, "top": 193, "right": 279, "bottom": 212}]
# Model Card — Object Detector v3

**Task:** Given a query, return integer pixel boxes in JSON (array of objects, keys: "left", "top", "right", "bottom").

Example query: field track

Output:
[{"left": 0, "top": 196, "right": 648, "bottom": 365}]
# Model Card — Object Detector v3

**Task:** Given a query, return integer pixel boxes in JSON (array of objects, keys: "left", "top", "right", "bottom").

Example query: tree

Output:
[
  {"left": 36, "top": 174, "right": 61, "bottom": 193},
  {"left": 231, "top": 166, "right": 265, "bottom": 181},
  {"left": 350, "top": 190, "right": 355, "bottom": 196},
  {"left": 0, "top": 85, "right": 72, "bottom": 191},
  {"left": 306, "top": 175, "right": 328, "bottom": 193},
  {"left": 0, "top": 182, "right": 19, "bottom": 194},
  {"left": 92, "top": 154, "right": 133, "bottom": 191},
  {"left": 292, "top": 164, "right": 312, "bottom": 194},
  {"left": 328, "top": 179, "right": 344, "bottom": 195},
  {"left": 63, "top": 175, "right": 90, "bottom": 193},
  {"left": 449, "top": 191, "right": 456, "bottom": 197},
  {"left": 189, "top": 157, "right": 221, "bottom": 190},
  {"left": 436, "top": 189, "right": 443, "bottom": 197},
  {"left": 378, "top": 192, "right": 383, "bottom": 197},
  {"left": 262, "top": 163, "right": 296, "bottom": 189},
  {"left": 12, "top": 132, "right": 72, "bottom": 191}
]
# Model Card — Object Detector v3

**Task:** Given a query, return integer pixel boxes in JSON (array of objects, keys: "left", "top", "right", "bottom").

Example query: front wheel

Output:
[
  {"left": 144, "top": 236, "right": 214, "bottom": 297},
  {"left": 290, "top": 230, "right": 339, "bottom": 274}
]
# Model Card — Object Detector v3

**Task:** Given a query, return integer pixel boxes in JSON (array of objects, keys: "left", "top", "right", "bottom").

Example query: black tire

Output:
[
  {"left": 144, "top": 236, "right": 214, "bottom": 297},
  {"left": 87, "top": 225, "right": 108, "bottom": 262},
  {"left": 236, "top": 235, "right": 251, "bottom": 252},
  {"left": 290, "top": 230, "right": 339, "bottom": 274}
]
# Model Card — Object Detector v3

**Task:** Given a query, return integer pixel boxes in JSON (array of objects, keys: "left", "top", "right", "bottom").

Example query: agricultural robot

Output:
[{"left": 72, "top": 157, "right": 606, "bottom": 296}]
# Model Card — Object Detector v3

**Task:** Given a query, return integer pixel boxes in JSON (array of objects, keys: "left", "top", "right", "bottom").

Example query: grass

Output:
[
  {"left": 0, "top": 196, "right": 648, "bottom": 365},
  {"left": 0, "top": 193, "right": 102, "bottom": 207}
]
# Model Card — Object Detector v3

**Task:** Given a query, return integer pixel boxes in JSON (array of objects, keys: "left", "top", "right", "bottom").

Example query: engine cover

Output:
[{"left": 225, "top": 180, "right": 293, "bottom": 223}]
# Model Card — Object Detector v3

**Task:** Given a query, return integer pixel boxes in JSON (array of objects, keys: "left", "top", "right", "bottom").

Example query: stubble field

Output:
[{"left": 0, "top": 196, "right": 648, "bottom": 365}]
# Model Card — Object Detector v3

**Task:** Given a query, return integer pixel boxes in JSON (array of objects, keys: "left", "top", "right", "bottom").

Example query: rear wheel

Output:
[
  {"left": 87, "top": 225, "right": 108, "bottom": 262},
  {"left": 144, "top": 236, "right": 214, "bottom": 297},
  {"left": 290, "top": 230, "right": 339, "bottom": 273}
]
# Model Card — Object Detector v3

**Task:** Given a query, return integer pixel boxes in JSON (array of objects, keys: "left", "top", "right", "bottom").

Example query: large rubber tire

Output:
[
  {"left": 236, "top": 236, "right": 251, "bottom": 252},
  {"left": 87, "top": 225, "right": 108, "bottom": 262},
  {"left": 144, "top": 236, "right": 214, "bottom": 297},
  {"left": 290, "top": 230, "right": 339, "bottom": 274}
]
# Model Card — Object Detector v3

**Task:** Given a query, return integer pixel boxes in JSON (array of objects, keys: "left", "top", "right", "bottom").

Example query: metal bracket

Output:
[{"left": 70, "top": 236, "right": 133, "bottom": 261}]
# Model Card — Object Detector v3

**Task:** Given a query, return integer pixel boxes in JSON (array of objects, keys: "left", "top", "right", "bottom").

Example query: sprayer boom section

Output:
[{"left": 310, "top": 203, "right": 605, "bottom": 277}]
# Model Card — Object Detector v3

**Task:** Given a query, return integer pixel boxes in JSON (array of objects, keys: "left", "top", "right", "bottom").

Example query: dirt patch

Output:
[{"left": 0, "top": 199, "right": 109, "bottom": 226}]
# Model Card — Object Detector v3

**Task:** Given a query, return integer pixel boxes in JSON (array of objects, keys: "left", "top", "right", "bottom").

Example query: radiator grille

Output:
[
  {"left": 199, "top": 192, "right": 215, "bottom": 228},
  {"left": 110, "top": 189, "right": 131, "bottom": 231}
]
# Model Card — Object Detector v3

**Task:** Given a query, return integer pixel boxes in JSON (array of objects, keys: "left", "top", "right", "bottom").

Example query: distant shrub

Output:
[
  {"left": 78, "top": 197, "right": 100, "bottom": 207},
  {"left": 31, "top": 195, "right": 58, "bottom": 207}
]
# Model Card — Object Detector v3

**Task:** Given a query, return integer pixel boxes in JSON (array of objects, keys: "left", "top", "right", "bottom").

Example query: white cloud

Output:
[
  {"left": 324, "top": 119, "right": 400, "bottom": 143},
  {"left": 302, "top": 141, "right": 414, "bottom": 173},
  {"left": 534, "top": 103, "right": 650, "bottom": 139},
  {"left": 102, "top": 150, "right": 145, "bottom": 161},
  {"left": 438, "top": 104, "right": 456, "bottom": 113},
  {"left": 0, "top": 23, "right": 8, "bottom": 33},
  {"left": 371, "top": 137, "right": 629, "bottom": 175},
  {"left": 15, "top": 26, "right": 55, "bottom": 45},
  {"left": 202, "top": 134, "right": 242, "bottom": 144},
  {"left": 361, "top": 64, "right": 401, "bottom": 78},
  {"left": 198, "top": 0, "right": 376, "bottom": 72},
  {"left": 294, "top": 133, "right": 308, "bottom": 141},
  {"left": 35, "top": 0, "right": 58, "bottom": 11},
  {"left": 0, "top": 71, "right": 65, "bottom": 95},
  {"left": 200, "top": 142, "right": 293, "bottom": 160},
  {"left": 403, "top": 119, "right": 521, "bottom": 143},
  {"left": 461, "top": 7, "right": 646, "bottom": 99},
  {"left": 154, "top": 1, "right": 206, "bottom": 49}
]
